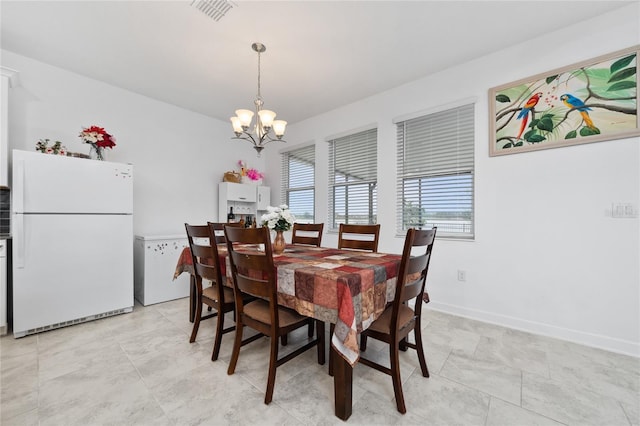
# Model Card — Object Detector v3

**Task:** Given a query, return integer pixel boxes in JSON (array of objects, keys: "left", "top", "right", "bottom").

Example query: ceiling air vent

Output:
[{"left": 190, "top": 0, "right": 234, "bottom": 22}]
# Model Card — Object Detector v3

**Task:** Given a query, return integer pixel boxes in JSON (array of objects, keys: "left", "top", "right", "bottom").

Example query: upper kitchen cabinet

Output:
[{"left": 218, "top": 182, "right": 270, "bottom": 224}]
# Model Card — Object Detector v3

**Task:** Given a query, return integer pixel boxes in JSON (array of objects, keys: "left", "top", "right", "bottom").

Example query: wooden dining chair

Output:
[
  {"left": 358, "top": 227, "right": 437, "bottom": 414},
  {"left": 291, "top": 222, "right": 324, "bottom": 247},
  {"left": 224, "top": 226, "right": 325, "bottom": 404},
  {"left": 184, "top": 223, "right": 236, "bottom": 361},
  {"left": 187, "top": 222, "right": 244, "bottom": 323},
  {"left": 338, "top": 223, "right": 381, "bottom": 252}
]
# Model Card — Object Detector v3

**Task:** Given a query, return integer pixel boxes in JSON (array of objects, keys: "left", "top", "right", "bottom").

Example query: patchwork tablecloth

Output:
[{"left": 175, "top": 245, "right": 401, "bottom": 365}]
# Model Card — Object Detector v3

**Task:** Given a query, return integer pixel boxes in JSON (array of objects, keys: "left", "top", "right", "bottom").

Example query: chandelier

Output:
[{"left": 230, "top": 42, "right": 287, "bottom": 156}]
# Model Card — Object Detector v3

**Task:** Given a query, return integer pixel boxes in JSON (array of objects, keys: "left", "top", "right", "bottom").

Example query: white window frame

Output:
[
  {"left": 327, "top": 128, "right": 378, "bottom": 231},
  {"left": 395, "top": 101, "right": 475, "bottom": 239},
  {"left": 281, "top": 144, "right": 316, "bottom": 223}
]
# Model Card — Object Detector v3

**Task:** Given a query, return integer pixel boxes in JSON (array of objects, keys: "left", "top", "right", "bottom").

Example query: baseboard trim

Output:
[{"left": 427, "top": 301, "right": 640, "bottom": 358}]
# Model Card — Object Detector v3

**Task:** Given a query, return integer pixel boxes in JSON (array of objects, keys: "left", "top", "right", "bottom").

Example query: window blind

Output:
[
  {"left": 328, "top": 128, "right": 377, "bottom": 229},
  {"left": 396, "top": 103, "right": 475, "bottom": 238},
  {"left": 281, "top": 145, "right": 315, "bottom": 223}
]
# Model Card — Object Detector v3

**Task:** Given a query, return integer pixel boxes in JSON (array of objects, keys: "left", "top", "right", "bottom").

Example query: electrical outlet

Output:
[
  {"left": 624, "top": 204, "right": 636, "bottom": 217},
  {"left": 612, "top": 202, "right": 638, "bottom": 218},
  {"left": 457, "top": 270, "right": 466, "bottom": 282}
]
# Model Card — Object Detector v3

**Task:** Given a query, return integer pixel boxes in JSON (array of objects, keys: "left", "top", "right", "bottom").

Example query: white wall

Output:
[
  {"left": 1, "top": 50, "right": 265, "bottom": 236},
  {"left": 265, "top": 4, "right": 640, "bottom": 356}
]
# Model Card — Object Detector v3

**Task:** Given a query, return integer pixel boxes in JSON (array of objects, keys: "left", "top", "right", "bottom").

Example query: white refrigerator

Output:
[{"left": 12, "top": 150, "right": 134, "bottom": 337}]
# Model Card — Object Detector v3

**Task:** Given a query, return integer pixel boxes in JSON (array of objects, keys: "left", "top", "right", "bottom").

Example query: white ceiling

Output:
[{"left": 0, "top": 1, "right": 633, "bottom": 125}]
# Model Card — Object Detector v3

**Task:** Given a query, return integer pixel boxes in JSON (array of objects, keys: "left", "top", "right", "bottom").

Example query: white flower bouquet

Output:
[{"left": 260, "top": 204, "right": 295, "bottom": 231}]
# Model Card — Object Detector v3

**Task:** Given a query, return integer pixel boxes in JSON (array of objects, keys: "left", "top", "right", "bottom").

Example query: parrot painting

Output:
[
  {"left": 560, "top": 94, "right": 597, "bottom": 130},
  {"left": 516, "top": 92, "right": 543, "bottom": 140}
]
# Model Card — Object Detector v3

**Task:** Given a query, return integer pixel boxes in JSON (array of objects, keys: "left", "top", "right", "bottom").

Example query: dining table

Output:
[{"left": 174, "top": 243, "right": 402, "bottom": 420}]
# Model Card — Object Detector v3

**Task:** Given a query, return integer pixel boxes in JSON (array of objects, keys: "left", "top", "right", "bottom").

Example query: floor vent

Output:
[{"left": 22, "top": 308, "right": 131, "bottom": 337}]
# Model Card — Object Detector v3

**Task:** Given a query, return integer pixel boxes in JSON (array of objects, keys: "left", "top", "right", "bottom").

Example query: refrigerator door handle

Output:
[
  {"left": 14, "top": 213, "right": 24, "bottom": 268},
  {"left": 13, "top": 158, "right": 25, "bottom": 268},
  {"left": 14, "top": 158, "right": 24, "bottom": 213}
]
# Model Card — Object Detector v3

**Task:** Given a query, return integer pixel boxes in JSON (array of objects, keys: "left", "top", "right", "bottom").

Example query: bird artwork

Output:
[
  {"left": 516, "top": 92, "right": 543, "bottom": 139},
  {"left": 560, "top": 94, "right": 598, "bottom": 130},
  {"left": 491, "top": 47, "right": 638, "bottom": 156}
]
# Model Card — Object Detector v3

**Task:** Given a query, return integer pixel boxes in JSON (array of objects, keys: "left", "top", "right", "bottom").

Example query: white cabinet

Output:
[
  {"left": 257, "top": 186, "right": 270, "bottom": 210},
  {"left": 218, "top": 182, "right": 270, "bottom": 223},
  {"left": 1, "top": 67, "right": 18, "bottom": 187},
  {"left": 223, "top": 182, "right": 257, "bottom": 202},
  {"left": 1, "top": 67, "right": 18, "bottom": 336},
  {"left": 134, "top": 235, "right": 190, "bottom": 306}
]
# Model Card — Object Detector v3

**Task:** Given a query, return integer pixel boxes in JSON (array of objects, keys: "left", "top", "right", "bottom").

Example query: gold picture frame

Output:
[{"left": 489, "top": 45, "right": 639, "bottom": 156}]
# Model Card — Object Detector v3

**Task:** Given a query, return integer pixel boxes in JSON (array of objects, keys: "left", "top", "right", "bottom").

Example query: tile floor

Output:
[{"left": 1, "top": 297, "right": 638, "bottom": 425}]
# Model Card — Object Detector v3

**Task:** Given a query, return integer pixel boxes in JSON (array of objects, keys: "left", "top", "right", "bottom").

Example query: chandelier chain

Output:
[{"left": 256, "top": 49, "right": 262, "bottom": 101}]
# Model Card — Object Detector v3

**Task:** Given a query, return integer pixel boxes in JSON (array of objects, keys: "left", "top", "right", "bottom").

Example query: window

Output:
[
  {"left": 328, "top": 128, "right": 377, "bottom": 230},
  {"left": 396, "top": 103, "right": 475, "bottom": 238},
  {"left": 281, "top": 145, "right": 315, "bottom": 223}
]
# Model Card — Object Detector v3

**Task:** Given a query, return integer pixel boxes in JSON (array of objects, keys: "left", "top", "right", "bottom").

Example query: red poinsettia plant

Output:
[
  {"left": 79, "top": 125, "right": 116, "bottom": 149},
  {"left": 79, "top": 125, "right": 116, "bottom": 160}
]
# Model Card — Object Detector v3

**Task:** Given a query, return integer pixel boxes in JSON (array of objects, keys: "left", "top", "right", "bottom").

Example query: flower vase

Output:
[
  {"left": 273, "top": 230, "right": 286, "bottom": 255},
  {"left": 89, "top": 145, "right": 105, "bottom": 161}
]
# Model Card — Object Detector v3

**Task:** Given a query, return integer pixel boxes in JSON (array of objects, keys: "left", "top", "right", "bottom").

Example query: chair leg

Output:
[
  {"left": 328, "top": 323, "right": 335, "bottom": 376},
  {"left": 316, "top": 320, "right": 325, "bottom": 365},
  {"left": 189, "top": 299, "right": 203, "bottom": 343},
  {"left": 307, "top": 318, "right": 314, "bottom": 337},
  {"left": 211, "top": 307, "right": 224, "bottom": 361},
  {"left": 264, "top": 332, "right": 279, "bottom": 404},
  {"left": 390, "top": 342, "right": 406, "bottom": 414},
  {"left": 227, "top": 317, "right": 243, "bottom": 375},
  {"left": 189, "top": 275, "right": 196, "bottom": 323},
  {"left": 280, "top": 334, "right": 288, "bottom": 346},
  {"left": 413, "top": 323, "right": 430, "bottom": 377},
  {"left": 399, "top": 337, "right": 408, "bottom": 352},
  {"left": 360, "top": 333, "right": 368, "bottom": 351}
]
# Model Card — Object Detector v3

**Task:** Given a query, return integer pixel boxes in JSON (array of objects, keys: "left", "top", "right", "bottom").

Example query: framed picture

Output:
[{"left": 489, "top": 45, "right": 639, "bottom": 156}]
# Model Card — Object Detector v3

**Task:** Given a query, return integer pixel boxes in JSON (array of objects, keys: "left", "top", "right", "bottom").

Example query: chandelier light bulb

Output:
[
  {"left": 235, "top": 109, "right": 254, "bottom": 128},
  {"left": 230, "top": 116, "right": 243, "bottom": 134},
  {"left": 272, "top": 120, "right": 287, "bottom": 138},
  {"left": 258, "top": 109, "right": 276, "bottom": 129}
]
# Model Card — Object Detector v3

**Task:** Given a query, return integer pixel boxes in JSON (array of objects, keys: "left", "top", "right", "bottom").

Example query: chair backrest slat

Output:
[
  {"left": 191, "top": 243, "right": 212, "bottom": 259},
  {"left": 400, "top": 254, "right": 430, "bottom": 302},
  {"left": 291, "top": 223, "right": 324, "bottom": 247},
  {"left": 194, "top": 262, "right": 217, "bottom": 281},
  {"left": 338, "top": 224, "right": 380, "bottom": 252}
]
